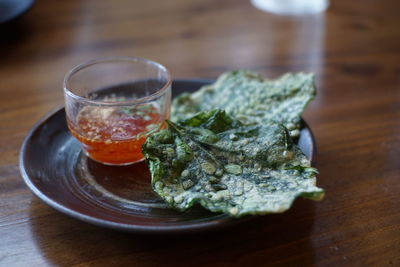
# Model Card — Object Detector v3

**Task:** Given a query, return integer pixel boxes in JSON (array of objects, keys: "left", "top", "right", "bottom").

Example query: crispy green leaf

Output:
[
  {"left": 143, "top": 110, "right": 324, "bottom": 217},
  {"left": 171, "top": 70, "right": 316, "bottom": 137}
]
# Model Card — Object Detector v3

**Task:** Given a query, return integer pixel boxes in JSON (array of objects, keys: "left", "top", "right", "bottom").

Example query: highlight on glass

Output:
[{"left": 63, "top": 57, "right": 171, "bottom": 165}]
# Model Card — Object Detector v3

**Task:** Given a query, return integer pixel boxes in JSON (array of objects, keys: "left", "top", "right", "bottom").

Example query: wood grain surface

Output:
[{"left": 1, "top": 0, "right": 400, "bottom": 266}]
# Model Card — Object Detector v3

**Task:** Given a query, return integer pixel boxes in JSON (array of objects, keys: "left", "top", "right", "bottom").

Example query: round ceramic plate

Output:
[{"left": 19, "top": 79, "right": 316, "bottom": 234}]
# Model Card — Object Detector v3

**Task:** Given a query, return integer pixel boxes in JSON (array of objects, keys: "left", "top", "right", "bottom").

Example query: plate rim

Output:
[{"left": 19, "top": 78, "right": 316, "bottom": 233}]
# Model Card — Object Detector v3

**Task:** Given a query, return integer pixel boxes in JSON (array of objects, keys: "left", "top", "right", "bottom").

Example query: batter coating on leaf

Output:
[
  {"left": 171, "top": 70, "right": 316, "bottom": 138},
  {"left": 143, "top": 110, "right": 324, "bottom": 217}
]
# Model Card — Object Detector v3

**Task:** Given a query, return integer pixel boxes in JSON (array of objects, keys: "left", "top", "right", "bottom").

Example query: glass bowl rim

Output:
[{"left": 63, "top": 56, "right": 172, "bottom": 106}]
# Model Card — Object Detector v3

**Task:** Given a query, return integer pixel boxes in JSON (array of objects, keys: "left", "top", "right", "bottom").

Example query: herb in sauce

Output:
[{"left": 68, "top": 103, "right": 164, "bottom": 165}]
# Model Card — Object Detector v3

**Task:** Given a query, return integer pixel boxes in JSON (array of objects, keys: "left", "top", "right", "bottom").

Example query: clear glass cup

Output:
[
  {"left": 63, "top": 57, "right": 171, "bottom": 166},
  {"left": 251, "top": 0, "right": 329, "bottom": 15}
]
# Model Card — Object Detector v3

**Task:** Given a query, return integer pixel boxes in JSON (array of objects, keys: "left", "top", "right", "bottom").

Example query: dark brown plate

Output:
[{"left": 19, "top": 79, "right": 316, "bottom": 234}]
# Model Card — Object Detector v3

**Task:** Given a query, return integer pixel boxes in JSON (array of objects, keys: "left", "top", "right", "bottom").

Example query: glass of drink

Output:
[
  {"left": 63, "top": 57, "right": 171, "bottom": 166},
  {"left": 251, "top": 0, "right": 329, "bottom": 15}
]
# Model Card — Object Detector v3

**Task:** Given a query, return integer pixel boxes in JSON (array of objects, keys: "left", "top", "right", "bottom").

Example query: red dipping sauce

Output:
[{"left": 68, "top": 104, "right": 165, "bottom": 165}]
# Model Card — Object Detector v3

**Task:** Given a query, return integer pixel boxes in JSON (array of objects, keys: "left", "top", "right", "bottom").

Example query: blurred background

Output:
[{"left": 1, "top": 0, "right": 396, "bottom": 101}]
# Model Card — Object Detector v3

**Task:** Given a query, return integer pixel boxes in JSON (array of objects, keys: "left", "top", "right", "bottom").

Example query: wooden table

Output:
[{"left": 1, "top": 0, "right": 399, "bottom": 265}]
